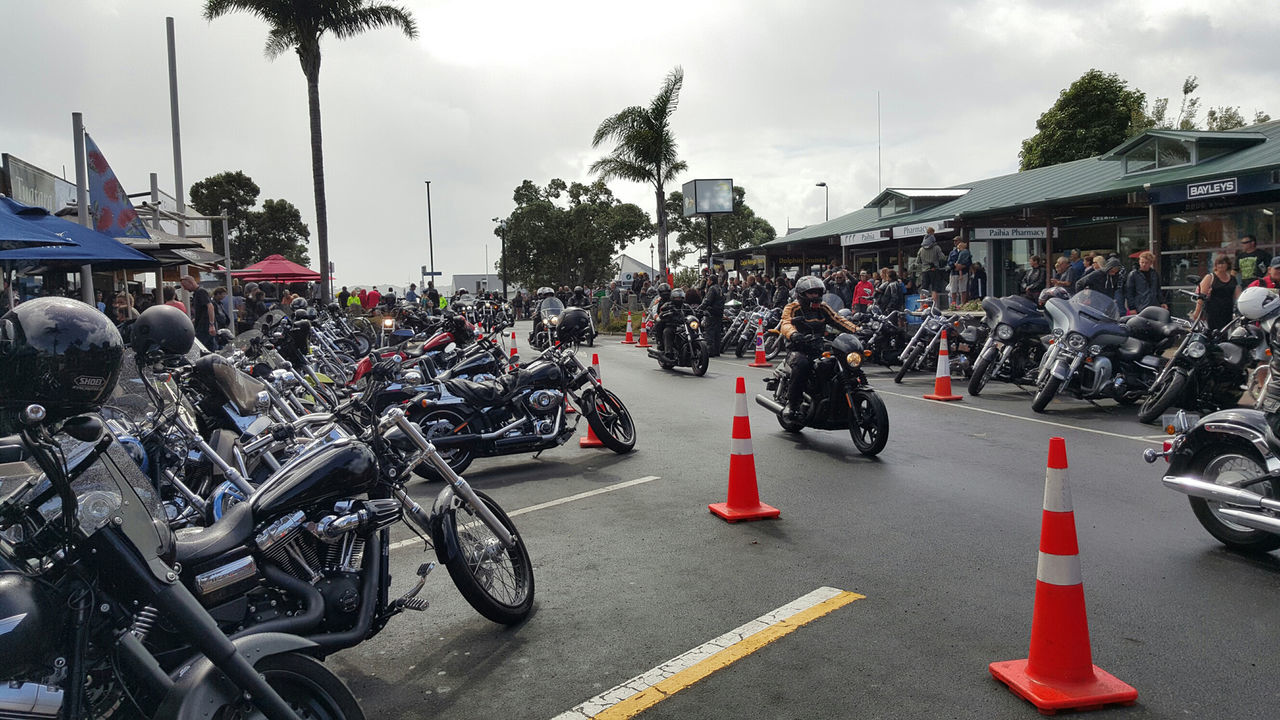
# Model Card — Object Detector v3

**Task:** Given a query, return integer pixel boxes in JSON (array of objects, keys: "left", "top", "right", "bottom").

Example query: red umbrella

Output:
[{"left": 231, "top": 254, "right": 321, "bottom": 282}]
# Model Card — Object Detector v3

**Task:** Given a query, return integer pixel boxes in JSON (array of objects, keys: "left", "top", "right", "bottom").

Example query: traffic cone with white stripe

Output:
[
  {"left": 579, "top": 353, "right": 605, "bottom": 448},
  {"left": 621, "top": 313, "right": 636, "bottom": 344},
  {"left": 923, "top": 334, "right": 963, "bottom": 401},
  {"left": 709, "top": 377, "right": 780, "bottom": 522},
  {"left": 989, "top": 437, "right": 1138, "bottom": 713},
  {"left": 636, "top": 323, "right": 650, "bottom": 348},
  {"left": 748, "top": 318, "right": 773, "bottom": 368},
  {"left": 509, "top": 332, "right": 519, "bottom": 368}
]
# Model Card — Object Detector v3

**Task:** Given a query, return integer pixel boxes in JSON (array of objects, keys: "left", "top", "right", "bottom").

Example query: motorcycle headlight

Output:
[
  {"left": 1066, "top": 332, "right": 1087, "bottom": 351},
  {"left": 689, "top": 320, "right": 700, "bottom": 330},
  {"left": 995, "top": 323, "right": 1014, "bottom": 341},
  {"left": 845, "top": 352, "right": 863, "bottom": 367},
  {"left": 382, "top": 318, "right": 395, "bottom": 328},
  {"left": 550, "top": 316, "right": 561, "bottom": 325},
  {"left": 1185, "top": 340, "right": 1207, "bottom": 359}
]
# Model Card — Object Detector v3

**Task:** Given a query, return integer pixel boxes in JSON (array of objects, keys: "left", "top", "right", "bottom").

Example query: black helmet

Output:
[
  {"left": 131, "top": 304, "right": 195, "bottom": 357},
  {"left": 290, "top": 297, "right": 308, "bottom": 310},
  {"left": 574, "top": 286, "right": 584, "bottom": 294},
  {"left": 0, "top": 297, "right": 125, "bottom": 422},
  {"left": 327, "top": 302, "right": 341, "bottom": 313},
  {"left": 557, "top": 307, "right": 592, "bottom": 339},
  {"left": 670, "top": 288, "right": 686, "bottom": 302},
  {"left": 657, "top": 282, "right": 671, "bottom": 300}
]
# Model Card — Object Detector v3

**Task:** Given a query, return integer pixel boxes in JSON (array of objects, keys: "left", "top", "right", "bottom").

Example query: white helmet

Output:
[{"left": 1237, "top": 285, "right": 1280, "bottom": 330}]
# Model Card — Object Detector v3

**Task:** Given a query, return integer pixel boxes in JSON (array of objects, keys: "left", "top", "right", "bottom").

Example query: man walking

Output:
[
  {"left": 1124, "top": 251, "right": 1165, "bottom": 313},
  {"left": 181, "top": 274, "right": 217, "bottom": 350}
]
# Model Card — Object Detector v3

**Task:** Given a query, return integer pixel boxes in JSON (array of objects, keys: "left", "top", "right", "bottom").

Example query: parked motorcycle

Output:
[
  {"left": 852, "top": 305, "right": 908, "bottom": 369},
  {"left": 1144, "top": 409, "right": 1280, "bottom": 553},
  {"left": 1030, "top": 289, "right": 1171, "bottom": 413},
  {"left": 893, "top": 302, "right": 970, "bottom": 384},
  {"left": 967, "top": 294, "right": 1051, "bottom": 396},
  {"left": 755, "top": 332, "right": 890, "bottom": 456}
]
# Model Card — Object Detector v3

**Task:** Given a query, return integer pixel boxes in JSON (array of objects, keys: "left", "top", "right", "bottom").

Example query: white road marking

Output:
[{"left": 387, "top": 475, "right": 661, "bottom": 552}]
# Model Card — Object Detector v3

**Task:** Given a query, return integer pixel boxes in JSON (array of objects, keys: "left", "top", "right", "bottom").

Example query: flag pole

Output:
[{"left": 72, "top": 112, "right": 94, "bottom": 304}]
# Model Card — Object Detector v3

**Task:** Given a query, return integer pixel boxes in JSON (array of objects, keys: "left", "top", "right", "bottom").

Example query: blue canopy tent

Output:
[
  {"left": 0, "top": 196, "right": 78, "bottom": 251},
  {"left": 0, "top": 197, "right": 157, "bottom": 269}
]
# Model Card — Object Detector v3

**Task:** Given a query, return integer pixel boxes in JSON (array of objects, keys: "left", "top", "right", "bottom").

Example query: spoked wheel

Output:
[
  {"left": 848, "top": 390, "right": 889, "bottom": 456},
  {"left": 692, "top": 342, "right": 710, "bottom": 376},
  {"left": 583, "top": 387, "right": 637, "bottom": 452},
  {"left": 764, "top": 332, "right": 784, "bottom": 360},
  {"left": 216, "top": 653, "right": 365, "bottom": 720},
  {"left": 893, "top": 348, "right": 920, "bottom": 384},
  {"left": 439, "top": 489, "right": 535, "bottom": 625},
  {"left": 409, "top": 408, "right": 474, "bottom": 480},
  {"left": 1188, "top": 444, "right": 1280, "bottom": 553},
  {"left": 1138, "top": 371, "right": 1188, "bottom": 424}
]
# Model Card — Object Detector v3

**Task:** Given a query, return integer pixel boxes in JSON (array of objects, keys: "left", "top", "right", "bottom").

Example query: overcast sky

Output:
[{"left": 3, "top": 0, "right": 1278, "bottom": 289}]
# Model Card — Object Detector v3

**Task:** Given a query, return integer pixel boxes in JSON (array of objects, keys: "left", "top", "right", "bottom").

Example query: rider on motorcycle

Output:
[
  {"left": 651, "top": 283, "right": 673, "bottom": 353},
  {"left": 656, "top": 286, "right": 689, "bottom": 360},
  {"left": 570, "top": 286, "right": 590, "bottom": 308},
  {"left": 529, "top": 287, "right": 559, "bottom": 342},
  {"left": 780, "top": 275, "right": 860, "bottom": 421},
  {"left": 1238, "top": 286, "right": 1280, "bottom": 429}
]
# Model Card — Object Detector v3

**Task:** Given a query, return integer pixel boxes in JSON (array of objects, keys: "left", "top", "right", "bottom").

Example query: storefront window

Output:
[
  {"left": 1159, "top": 205, "right": 1278, "bottom": 317},
  {"left": 1124, "top": 137, "right": 1194, "bottom": 174}
]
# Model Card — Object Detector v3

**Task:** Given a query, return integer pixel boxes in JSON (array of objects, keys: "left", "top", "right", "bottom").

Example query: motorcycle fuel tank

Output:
[
  {"left": 250, "top": 438, "right": 379, "bottom": 516},
  {"left": 520, "top": 359, "right": 564, "bottom": 388}
]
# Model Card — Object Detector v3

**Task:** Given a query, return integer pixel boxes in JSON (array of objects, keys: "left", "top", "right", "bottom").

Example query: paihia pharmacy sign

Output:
[{"left": 972, "top": 227, "right": 1058, "bottom": 240}]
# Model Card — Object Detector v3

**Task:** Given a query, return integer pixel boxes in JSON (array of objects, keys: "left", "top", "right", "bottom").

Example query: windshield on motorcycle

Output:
[
  {"left": 823, "top": 293, "right": 845, "bottom": 312},
  {"left": 1069, "top": 289, "right": 1121, "bottom": 321},
  {"left": 539, "top": 297, "right": 565, "bottom": 320}
]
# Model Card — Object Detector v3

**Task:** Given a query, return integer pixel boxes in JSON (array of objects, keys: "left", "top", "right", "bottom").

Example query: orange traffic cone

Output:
[
  {"left": 710, "top": 377, "right": 780, "bottom": 522},
  {"left": 923, "top": 334, "right": 963, "bottom": 401},
  {"left": 621, "top": 313, "right": 636, "bottom": 344},
  {"left": 636, "top": 322, "right": 650, "bottom": 348},
  {"left": 748, "top": 318, "right": 773, "bottom": 368},
  {"left": 989, "top": 437, "right": 1138, "bottom": 714},
  {"left": 579, "top": 353, "right": 605, "bottom": 448}
]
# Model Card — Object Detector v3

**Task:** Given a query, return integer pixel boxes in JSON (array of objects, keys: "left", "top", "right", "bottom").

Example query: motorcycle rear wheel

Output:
[
  {"left": 216, "top": 653, "right": 365, "bottom": 720},
  {"left": 583, "top": 387, "right": 637, "bottom": 453},
  {"left": 848, "top": 390, "right": 889, "bottom": 456},
  {"left": 1137, "top": 371, "right": 1188, "bottom": 424},
  {"left": 441, "top": 489, "right": 535, "bottom": 624},
  {"left": 409, "top": 408, "right": 475, "bottom": 480},
  {"left": 1031, "top": 375, "right": 1062, "bottom": 413},
  {"left": 1187, "top": 443, "right": 1280, "bottom": 553}
]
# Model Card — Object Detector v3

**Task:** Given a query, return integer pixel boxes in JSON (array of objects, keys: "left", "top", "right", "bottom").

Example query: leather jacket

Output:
[{"left": 780, "top": 300, "right": 859, "bottom": 353}]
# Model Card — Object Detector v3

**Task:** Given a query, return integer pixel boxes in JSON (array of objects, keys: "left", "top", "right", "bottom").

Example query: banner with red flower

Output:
[{"left": 84, "top": 133, "right": 150, "bottom": 239}]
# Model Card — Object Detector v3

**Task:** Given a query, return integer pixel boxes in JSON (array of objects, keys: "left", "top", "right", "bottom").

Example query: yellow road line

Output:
[{"left": 553, "top": 586, "right": 864, "bottom": 720}]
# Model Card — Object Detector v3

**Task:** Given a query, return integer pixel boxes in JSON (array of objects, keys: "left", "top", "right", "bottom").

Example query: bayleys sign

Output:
[{"left": 1186, "top": 177, "right": 1238, "bottom": 199}]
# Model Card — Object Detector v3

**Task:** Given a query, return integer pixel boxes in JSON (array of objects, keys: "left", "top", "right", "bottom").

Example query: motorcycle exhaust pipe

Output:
[
  {"left": 1215, "top": 507, "right": 1280, "bottom": 534},
  {"left": 755, "top": 394, "right": 785, "bottom": 414},
  {"left": 1161, "top": 475, "right": 1280, "bottom": 511}
]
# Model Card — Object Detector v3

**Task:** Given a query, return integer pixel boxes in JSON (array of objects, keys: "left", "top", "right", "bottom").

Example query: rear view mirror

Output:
[{"left": 1185, "top": 275, "right": 1200, "bottom": 284}]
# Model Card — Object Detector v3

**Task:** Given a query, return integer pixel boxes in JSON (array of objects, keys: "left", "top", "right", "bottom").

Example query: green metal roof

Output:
[
  {"left": 767, "top": 120, "right": 1280, "bottom": 249},
  {"left": 1099, "top": 129, "right": 1266, "bottom": 159}
]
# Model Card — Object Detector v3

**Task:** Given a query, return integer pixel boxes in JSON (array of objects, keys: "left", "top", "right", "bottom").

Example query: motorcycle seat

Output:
[
  {"left": 0, "top": 435, "right": 28, "bottom": 464},
  {"left": 173, "top": 501, "right": 254, "bottom": 566},
  {"left": 193, "top": 354, "right": 269, "bottom": 417},
  {"left": 444, "top": 373, "right": 522, "bottom": 405},
  {"left": 1116, "top": 336, "right": 1154, "bottom": 361},
  {"left": 1124, "top": 313, "right": 1181, "bottom": 342}
]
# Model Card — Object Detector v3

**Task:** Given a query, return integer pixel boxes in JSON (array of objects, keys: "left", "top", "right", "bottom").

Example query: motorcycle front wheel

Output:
[
  {"left": 893, "top": 347, "right": 920, "bottom": 384},
  {"left": 764, "top": 332, "right": 784, "bottom": 360},
  {"left": 217, "top": 653, "right": 365, "bottom": 720},
  {"left": 848, "top": 390, "right": 889, "bottom": 456},
  {"left": 409, "top": 408, "right": 475, "bottom": 480},
  {"left": 735, "top": 337, "right": 747, "bottom": 358},
  {"left": 967, "top": 353, "right": 997, "bottom": 396},
  {"left": 441, "top": 489, "right": 535, "bottom": 624},
  {"left": 1137, "top": 370, "right": 1188, "bottom": 424},
  {"left": 1187, "top": 443, "right": 1280, "bottom": 553},
  {"left": 692, "top": 342, "right": 710, "bottom": 376},
  {"left": 1031, "top": 375, "right": 1062, "bottom": 413},
  {"left": 583, "top": 387, "right": 637, "bottom": 453}
]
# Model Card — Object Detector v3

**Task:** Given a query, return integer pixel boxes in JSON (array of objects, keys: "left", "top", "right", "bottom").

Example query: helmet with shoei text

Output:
[{"left": 1238, "top": 285, "right": 1280, "bottom": 331}]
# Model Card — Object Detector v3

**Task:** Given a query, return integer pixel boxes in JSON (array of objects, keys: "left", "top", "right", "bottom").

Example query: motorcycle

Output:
[
  {"left": 0, "top": 406, "right": 363, "bottom": 719},
  {"left": 529, "top": 297, "right": 564, "bottom": 351},
  {"left": 1137, "top": 289, "right": 1267, "bottom": 424},
  {"left": 1144, "top": 409, "right": 1280, "bottom": 553},
  {"left": 967, "top": 294, "right": 1051, "bottom": 396},
  {"left": 1029, "top": 289, "right": 1172, "bottom": 413},
  {"left": 893, "top": 302, "right": 969, "bottom": 384},
  {"left": 853, "top": 304, "right": 909, "bottom": 369},
  {"left": 406, "top": 342, "right": 636, "bottom": 479},
  {"left": 755, "top": 332, "right": 890, "bottom": 457},
  {"left": 647, "top": 305, "right": 710, "bottom": 376}
]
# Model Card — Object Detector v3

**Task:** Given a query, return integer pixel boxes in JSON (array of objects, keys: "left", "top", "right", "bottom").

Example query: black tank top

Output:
[{"left": 1206, "top": 273, "right": 1237, "bottom": 330}]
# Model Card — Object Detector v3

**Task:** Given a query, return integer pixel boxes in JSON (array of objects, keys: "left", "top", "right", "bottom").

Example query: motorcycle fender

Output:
[
  {"left": 158, "top": 633, "right": 320, "bottom": 719},
  {"left": 979, "top": 340, "right": 1000, "bottom": 364},
  {"left": 1171, "top": 408, "right": 1280, "bottom": 475},
  {"left": 1050, "top": 358, "right": 1074, "bottom": 382},
  {"left": 428, "top": 484, "right": 462, "bottom": 563}
]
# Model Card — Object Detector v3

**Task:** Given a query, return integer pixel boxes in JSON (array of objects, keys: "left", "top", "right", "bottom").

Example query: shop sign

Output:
[
  {"left": 891, "top": 221, "right": 950, "bottom": 239},
  {"left": 1187, "top": 177, "right": 1237, "bottom": 199},
  {"left": 841, "top": 230, "right": 883, "bottom": 246},
  {"left": 739, "top": 255, "right": 765, "bottom": 268},
  {"left": 776, "top": 256, "right": 808, "bottom": 265},
  {"left": 972, "top": 227, "right": 1057, "bottom": 240},
  {"left": 2, "top": 154, "right": 76, "bottom": 212}
]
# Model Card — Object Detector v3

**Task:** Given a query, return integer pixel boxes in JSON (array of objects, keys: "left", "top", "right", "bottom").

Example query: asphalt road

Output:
[{"left": 328, "top": 323, "right": 1280, "bottom": 719}]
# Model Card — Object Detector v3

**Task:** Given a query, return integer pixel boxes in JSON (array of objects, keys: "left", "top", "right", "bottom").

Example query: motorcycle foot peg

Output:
[
  {"left": 394, "top": 597, "right": 430, "bottom": 612},
  {"left": 416, "top": 562, "right": 434, "bottom": 578}
]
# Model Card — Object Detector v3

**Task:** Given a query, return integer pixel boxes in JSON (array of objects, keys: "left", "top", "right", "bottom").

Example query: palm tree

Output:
[
  {"left": 591, "top": 66, "right": 687, "bottom": 279},
  {"left": 203, "top": 0, "right": 417, "bottom": 299}
]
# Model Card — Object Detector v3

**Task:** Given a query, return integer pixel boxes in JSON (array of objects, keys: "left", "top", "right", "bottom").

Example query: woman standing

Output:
[{"left": 1196, "top": 255, "right": 1240, "bottom": 331}]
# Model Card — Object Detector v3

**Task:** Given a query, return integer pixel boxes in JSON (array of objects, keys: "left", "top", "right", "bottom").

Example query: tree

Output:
[
  {"left": 1019, "top": 69, "right": 1147, "bottom": 170},
  {"left": 663, "top": 185, "right": 776, "bottom": 266},
  {"left": 204, "top": 0, "right": 417, "bottom": 299},
  {"left": 189, "top": 171, "right": 260, "bottom": 259},
  {"left": 497, "top": 179, "right": 652, "bottom": 291},
  {"left": 189, "top": 171, "right": 311, "bottom": 267},
  {"left": 1132, "top": 75, "right": 1269, "bottom": 133},
  {"left": 590, "top": 66, "right": 687, "bottom": 278}
]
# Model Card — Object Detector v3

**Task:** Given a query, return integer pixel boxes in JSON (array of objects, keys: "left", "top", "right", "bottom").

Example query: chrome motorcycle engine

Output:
[{"left": 527, "top": 389, "right": 563, "bottom": 414}]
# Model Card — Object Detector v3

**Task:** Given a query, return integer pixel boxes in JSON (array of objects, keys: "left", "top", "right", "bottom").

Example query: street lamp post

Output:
[
  {"left": 816, "top": 181, "right": 829, "bottom": 222},
  {"left": 424, "top": 181, "right": 435, "bottom": 276},
  {"left": 493, "top": 217, "right": 508, "bottom": 300},
  {"left": 649, "top": 242, "right": 654, "bottom": 276}
]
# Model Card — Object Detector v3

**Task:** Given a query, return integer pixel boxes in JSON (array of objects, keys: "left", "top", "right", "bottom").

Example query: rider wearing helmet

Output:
[
  {"left": 0, "top": 297, "right": 125, "bottom": 430},
  {"left": 656, "top": 287, "right": 690, "bottom": 359},
  {"left": 780, "top": 274, "right": 860, "bottom": 421},
  {"left": 651, "top": 283, "right": 673, "bottom": 352},
  {"left": 1238, "top": 286, "right": 1280, "bottom": 421},
  {"left": 570, "top": 286, "right": 589, "bottom": 308}
]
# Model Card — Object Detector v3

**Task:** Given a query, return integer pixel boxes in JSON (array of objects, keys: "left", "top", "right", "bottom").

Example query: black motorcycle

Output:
[
  {"left": 1137, "top": 297, "right": 1265, "bottom": 424},
  {"left": 647, "top": 306, "right": 711, "bottom": 376},
  {"left": 406, "top": 343, "right": 636, "bottom": 479},
  {"left": 755, "top": 333, "right": 890, "bottom": 457},
  {"left": 1031, "top": 290, "right": 1172, "bottom": 413},
  {"left": 967, "top": 294, "right": 1051, "bottom": 396},
  {"left": 0, "top": 406, "right": 363, "bottom": 719},
  {"left": 852, "top": 305, "right": 908, "bottom": 369}
]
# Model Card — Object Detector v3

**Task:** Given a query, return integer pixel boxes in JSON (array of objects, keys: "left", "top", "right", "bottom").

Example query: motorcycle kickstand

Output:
[{"left": 389, "top": 562, "right": 436, "bottom": 612}]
